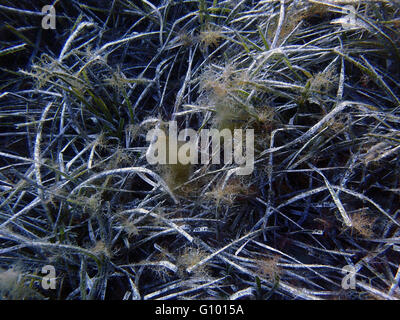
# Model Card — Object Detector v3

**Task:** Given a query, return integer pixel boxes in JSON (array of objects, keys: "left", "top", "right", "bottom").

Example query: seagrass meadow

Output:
[{"left": 0, "top": 0, "right": 400, "bottom": 300}]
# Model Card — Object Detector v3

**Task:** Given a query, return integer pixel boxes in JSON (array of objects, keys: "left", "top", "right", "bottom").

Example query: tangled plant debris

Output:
[{"left": 0, "top": 0, "right": 400, "bottom": 300}]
